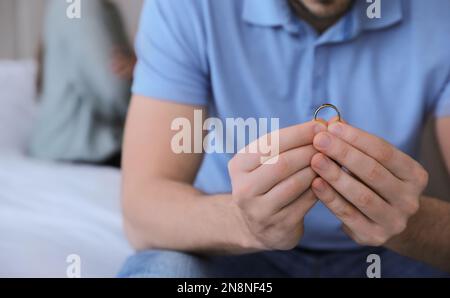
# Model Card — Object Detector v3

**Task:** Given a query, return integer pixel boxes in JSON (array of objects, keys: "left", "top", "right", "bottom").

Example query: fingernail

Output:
[
  {"left": 316, "top": 134, "right": 331, "bottom": 149},
  {"left": 314, "top": 122, "right": 327, "bottom": 134},
  {"left": 315, "top": 156, "right": 329, "bottom": 170},
  {"left": 328, "top": 123, "right": 344, "bottom": 136}
]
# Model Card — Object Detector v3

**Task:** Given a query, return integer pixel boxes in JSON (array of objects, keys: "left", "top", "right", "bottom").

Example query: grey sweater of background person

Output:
[{"left": 29, "top": 0, "right": 131, "bottom": 162}]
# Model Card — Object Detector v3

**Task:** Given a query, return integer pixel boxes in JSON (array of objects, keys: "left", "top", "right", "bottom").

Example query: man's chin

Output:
[{"left": 297, "top": 0, "right": 353, "bottom": 20}]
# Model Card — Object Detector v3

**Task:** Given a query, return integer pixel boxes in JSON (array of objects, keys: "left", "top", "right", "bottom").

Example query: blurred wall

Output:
[{"left": 0, "top": 0, "right": 143, "bottom": 59}]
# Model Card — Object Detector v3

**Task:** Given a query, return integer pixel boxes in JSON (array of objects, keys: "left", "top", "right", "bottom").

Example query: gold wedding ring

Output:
[{"left": 314, "top": 103, "right": 342, "bottom": 122}]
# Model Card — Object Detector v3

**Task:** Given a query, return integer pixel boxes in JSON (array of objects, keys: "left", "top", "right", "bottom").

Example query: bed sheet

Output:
[{"left": 0, "top": 152, "right": 132, "bottom": 277}]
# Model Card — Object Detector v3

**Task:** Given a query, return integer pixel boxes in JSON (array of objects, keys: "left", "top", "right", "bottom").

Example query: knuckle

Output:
[
  {"left": 366, "top": 163, "right": 383, "bottom": 183},
  {"left": 367, "top": 231, "right": 388, "bottom": 247},
  {"left": 233, "top": 196, "right": 247, "bottom": 213},
  {"left": 328, "top": 166, "right": 342, "bottom": 183},
  {"left": 410, "top": 199, "right": 420, "bottom": 214},
  {"left": 245, "top": 207, "right": 264, "bottom": 226},
  {"left": 335, "top": 204, "right": 357, "bottom": 220},
  {"left": 293, "top": 168, "right": 315, "bottom": 189},
  {"left": 348, "top": 131, "right": 359, "bottom": 144},
  {"left": 320, "top": 189, "right": 336, "bottom": 204},
  {"left": 356, "top": 192, "right": 373, "bottom": 209},
  {"left": 283, "top": 174, "right": 300, "bottom": 194},
  {"left": 353, "top": 236, "right": 367, "bottom": 246},
  {"left": 306, "top": 144, "right": 319, "bottom": 158},
  {"left": 276, "top": 219, "right": 293, "bottom": 236},
  {"left": 258, "top": 216, "right": 271, "bottom": 228},
  {"left": 403, "top": 198, "right": 420, "bottom": 215},
  {"left": 367, "top": 238, "right": 385, "bottom": 247},
  {"left": 278, "top": 225, "right": 304, "bottom": 250},
  {"left": 354, "top": 234, "right": 374, "bottom": 246},
  {"left": 337, "top": 143, "right": 351, "bottom": 161},
  {"left": 285, "top": 212, "right": 302, "bottom": 228},
  {"left": 392, "top": 218, "right": 408, "bottom": 235},
  {"left": 274, "top": 155, "right": 290, "bottom": 175},
  {"left": 233, "top": 181, "right": 253, "bottom": 199},
  {"left": 414, "top": 168, "right": 429, "bottom": 189},
  {"left": 348, "top": 227, "right": 389, "bottom": 247},
  {"left": 376, "top": 144, "right": 394, "bottom": 163},
  {"left": 227, "top": 158, "right": 238, "bottom": 174}
]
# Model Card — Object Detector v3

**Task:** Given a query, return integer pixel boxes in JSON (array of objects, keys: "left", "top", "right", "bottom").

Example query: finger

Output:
[
  {"left": 327, "top": 122, "right": 421, "bottom": 182},
  {"left": 233, "top": 121, "right": 326, "bottom": 172},
  {"left": 264, "top": 167, "right": 317, "bottom": 211},
  {"left": 245, "top": 145, "right": 317, "bottom": 195},
  {"left": 273, "top": 189, "right": 318, "bottom": 227},
  {"left": 311, "top": 153, "right": 399, "bottom": 228},
  {"left": 315, "top": 118, "right": 328, "bottom": 126},
  {"left": 313, "top": 132, "right": 406, "bottom": 203},
  {"left": 327, "top": 115, "right": 347, "bottom": 125},
  {"left": 311, "top": 177, "right": 378, "bottom": 237}
]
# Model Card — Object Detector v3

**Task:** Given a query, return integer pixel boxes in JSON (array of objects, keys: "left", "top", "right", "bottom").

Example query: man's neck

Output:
[{"left": 287, "top": 0, "right": 353, "bottom": 34}]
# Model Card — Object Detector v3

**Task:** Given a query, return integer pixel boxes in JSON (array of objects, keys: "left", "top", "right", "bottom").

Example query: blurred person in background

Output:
[{"left": 29, "top": 0, "right": 136, "bottom": 168}]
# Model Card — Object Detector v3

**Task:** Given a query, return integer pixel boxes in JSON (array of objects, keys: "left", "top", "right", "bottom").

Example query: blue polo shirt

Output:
[{"left": 133, "top": 0, "right": 450, "bottom": 250}]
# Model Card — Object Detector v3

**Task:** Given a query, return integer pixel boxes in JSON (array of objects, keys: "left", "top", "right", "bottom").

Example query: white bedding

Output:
[
  {"left": 0, "top": 153, "right": 132, "bottom": 277},
  {"left": 0, "top": 60, "right": 132, "bottom": 277}
]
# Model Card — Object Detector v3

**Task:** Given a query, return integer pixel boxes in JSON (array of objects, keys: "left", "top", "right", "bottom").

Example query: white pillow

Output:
[{"left": 0, "top": 60, "right": 38, "bottom": 154}]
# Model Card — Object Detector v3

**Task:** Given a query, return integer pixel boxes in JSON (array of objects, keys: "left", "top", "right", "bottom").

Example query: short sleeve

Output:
[
  {"left": 433, "top": 80, "right": 450, "bottom": 118},
  {"left": 132, "top": 0, "right": 210, "bottom": 106}
]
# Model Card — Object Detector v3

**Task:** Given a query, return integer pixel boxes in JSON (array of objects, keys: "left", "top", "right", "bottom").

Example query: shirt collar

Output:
[
  {"left": 242, "top": 0, "right": 300, "bottom": 33},
  {"left": 242, "top": 0, "right": 403, "bottom": 38}
]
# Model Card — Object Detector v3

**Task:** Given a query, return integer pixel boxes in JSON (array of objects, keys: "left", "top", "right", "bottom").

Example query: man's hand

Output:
[
  {"left": 310, "top": 121, "right": 429, "bottom": 246},
  {"left": 228, "top": 121, "right": 326, "bottom": 251}
]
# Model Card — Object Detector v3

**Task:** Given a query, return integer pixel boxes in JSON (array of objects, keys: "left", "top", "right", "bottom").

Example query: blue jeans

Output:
[{"left": 118, "top": 247, "right": 449, "bottom": 278}]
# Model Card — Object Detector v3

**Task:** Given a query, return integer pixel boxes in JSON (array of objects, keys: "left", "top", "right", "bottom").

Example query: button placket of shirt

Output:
[{"left": 310, "top": 45, "right": 330, "bottom": 115}]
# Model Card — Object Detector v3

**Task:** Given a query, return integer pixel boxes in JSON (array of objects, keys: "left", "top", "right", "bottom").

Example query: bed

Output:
[{"left": 0, "top": 60, "right": 132, "bottom": 277}]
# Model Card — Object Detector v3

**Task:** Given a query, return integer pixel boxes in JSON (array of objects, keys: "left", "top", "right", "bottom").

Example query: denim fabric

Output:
[{"left": 118, "top": 247, "right": 449, "bottom": 278}]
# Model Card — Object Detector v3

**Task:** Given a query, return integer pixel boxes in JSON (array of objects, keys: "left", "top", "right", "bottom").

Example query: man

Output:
[
  {"left": 29, "top": 0, "right": 135, "bottom": 168},
  {"left": 119, "top": 0, "right": 450, "bottom": 277}
]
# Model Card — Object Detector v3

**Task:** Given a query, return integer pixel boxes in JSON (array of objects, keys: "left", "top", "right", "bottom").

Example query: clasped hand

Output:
[{"left": 228, "top": 120, "right": 428, "bottom": 251}]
